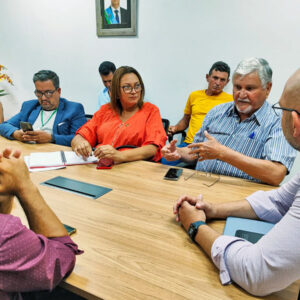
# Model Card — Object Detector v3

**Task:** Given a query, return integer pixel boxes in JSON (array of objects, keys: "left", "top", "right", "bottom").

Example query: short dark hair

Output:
[
  {"left": 33, "top": 70, "right": 60, "bottom": 89},
  {"left": 208, "top": 61, "right": 230, "bottom": 78},
  {"left": 110, "top": 66, "right": 145, "bottom": 114},
  {"left": 98, "top": 61, "right": 116, "bottom": 76}
]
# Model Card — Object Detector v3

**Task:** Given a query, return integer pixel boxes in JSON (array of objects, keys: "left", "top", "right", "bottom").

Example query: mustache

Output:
[{"left": 237, "top": 98, "right": 251, "bottom": 103}]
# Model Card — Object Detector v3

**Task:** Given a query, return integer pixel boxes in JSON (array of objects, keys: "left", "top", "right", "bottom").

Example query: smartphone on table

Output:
[
  {"left": 63, "top": 224, "right": 77, "bottom": 235},
  {"left": 163, "top": 168, "right": 183, "bottom": 181},
  {"left": 20, "top": 121, "right": 33, "bottom": 132}
]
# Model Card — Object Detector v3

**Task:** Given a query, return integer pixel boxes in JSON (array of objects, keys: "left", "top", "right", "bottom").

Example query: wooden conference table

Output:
[{"left": 1, "top": 137, "right": 299, "bottom": 300}]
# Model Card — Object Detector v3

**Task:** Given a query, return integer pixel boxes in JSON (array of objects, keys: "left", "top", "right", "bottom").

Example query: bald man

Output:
[{"left": 173, "top": 68, "right": 300, "bottom": 296}]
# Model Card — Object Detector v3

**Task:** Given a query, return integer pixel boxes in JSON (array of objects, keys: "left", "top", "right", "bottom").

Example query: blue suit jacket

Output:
[{"left": 0, "top": 98, "right": 87, "bottom": 146}]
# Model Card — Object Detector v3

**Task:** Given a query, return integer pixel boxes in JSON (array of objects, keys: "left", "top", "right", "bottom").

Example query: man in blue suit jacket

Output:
[{"left": 0, "top": 70, "right": 87, "bottom": 146}]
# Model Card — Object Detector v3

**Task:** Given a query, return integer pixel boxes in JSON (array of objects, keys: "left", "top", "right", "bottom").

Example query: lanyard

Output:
[{"left": 41, "top": 109, "right": 57, "bottom": 127}]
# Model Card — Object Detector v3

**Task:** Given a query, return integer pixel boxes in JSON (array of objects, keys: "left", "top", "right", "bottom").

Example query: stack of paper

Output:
[{"left": 25, "top": 151, "right": 98, "bottom": 172}]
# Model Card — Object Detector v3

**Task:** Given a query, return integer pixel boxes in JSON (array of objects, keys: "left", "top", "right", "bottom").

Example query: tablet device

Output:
[
  {"left": 223, "top": 217, "right": 274, "bottom": 244},
  {"left": 41, "top": 176, "right": 112, "bottom": 199}
]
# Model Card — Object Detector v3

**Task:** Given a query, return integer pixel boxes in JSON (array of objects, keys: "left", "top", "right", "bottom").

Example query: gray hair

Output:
[
  {"left": 233, "top": 57, "right": 272, "bottom": 88},
  {"left": 33, "top": 70, "right": 60, "bottom": 89}
]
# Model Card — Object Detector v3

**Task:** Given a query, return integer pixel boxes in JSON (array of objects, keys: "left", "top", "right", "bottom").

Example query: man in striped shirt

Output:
[
  {"left": 174, "top": 68, "right": 300, "bottom": 297},
  {"left": 162, "top": 58, "right": 296, "bottom": 185}
]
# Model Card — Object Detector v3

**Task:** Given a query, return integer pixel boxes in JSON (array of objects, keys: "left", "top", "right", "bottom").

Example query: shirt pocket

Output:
[{"left": 57, "top": 121, "right": 70, "bottom": 135}]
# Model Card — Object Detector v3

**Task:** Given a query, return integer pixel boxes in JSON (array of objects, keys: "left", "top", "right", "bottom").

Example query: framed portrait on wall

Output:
[{"left": 96, "top": 0, "right": 137, "bottom": 37}]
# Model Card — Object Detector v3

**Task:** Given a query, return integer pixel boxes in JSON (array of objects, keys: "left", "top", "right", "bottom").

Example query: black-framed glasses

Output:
[
  {"left": 272, "top": 102, "right": 300, "bottom": 116},
  {"left": 121, "top": 84, "right": 142, "bottom": 94},
  {"left": 34, "top": 89, "right": 56, "bottom": 98}
]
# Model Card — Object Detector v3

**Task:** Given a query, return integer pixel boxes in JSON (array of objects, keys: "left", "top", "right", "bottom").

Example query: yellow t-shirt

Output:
[{"left": 184, "top": 90, "right": 233, "bottom": 143}]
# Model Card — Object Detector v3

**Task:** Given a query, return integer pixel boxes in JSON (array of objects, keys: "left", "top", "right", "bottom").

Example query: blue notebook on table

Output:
[{"left": 223, "top": 217, "right": 275, "bottom": 244}]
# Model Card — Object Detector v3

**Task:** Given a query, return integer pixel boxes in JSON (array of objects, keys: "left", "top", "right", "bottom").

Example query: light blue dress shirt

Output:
[
  {"left": 193, "top": 101, "right": 297, "bottom": 182},
  {"left": 211, "top": 171, "right": 300, "bottom": 296},
  {"left": 98, "top": 87, "right": 110, "bottom": 108}
]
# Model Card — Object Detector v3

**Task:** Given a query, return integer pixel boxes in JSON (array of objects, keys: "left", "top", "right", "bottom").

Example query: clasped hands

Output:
[
  {"left": 0, "top": 147, "right": 31, "bottom": 198},
  {"left": 173, "top": 194, "right": 216, "bottom": 231},
  {"left": 162, "top": 131, "right": 224, "bottom": 162}
]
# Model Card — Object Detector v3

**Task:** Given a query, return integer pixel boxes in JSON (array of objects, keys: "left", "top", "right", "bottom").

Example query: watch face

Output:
[{"left": 188, "top": 224, "right": 196, "bottom": 239}]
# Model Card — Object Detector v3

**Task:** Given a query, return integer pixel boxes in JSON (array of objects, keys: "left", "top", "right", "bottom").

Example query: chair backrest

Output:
[
  {"left": 161, "top": 118, "right": 170, "bottom": 135},
  {"left": 169, "top": 130, "right": 186, "bottom": 144},
  {"left": 116, "top": 145, "right": 137, "bottom": 150},
  {"left": 85, "top": 114, "right": 93, "bottom": 120}
]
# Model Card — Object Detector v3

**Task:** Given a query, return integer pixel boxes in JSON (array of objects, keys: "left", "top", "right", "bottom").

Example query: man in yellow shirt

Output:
[{"left": 168, "top": 61, "right": 232, "bottom": 144}]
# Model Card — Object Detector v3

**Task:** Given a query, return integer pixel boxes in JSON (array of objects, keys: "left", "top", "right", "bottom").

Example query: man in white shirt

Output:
[
  {"left": 0, "top": 70, "right": 86, "bottom": 146},
  {"left": 173, "top": 68, "right": 300, "bottom": 296},
  {"left": 98, "top": 61, "right": 116, "bottom": 108}
]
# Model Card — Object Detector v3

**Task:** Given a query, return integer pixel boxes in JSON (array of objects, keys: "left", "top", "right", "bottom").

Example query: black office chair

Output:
[
  {"left": 161, "top": 118, "right": 170, "bottom": 135},
  {"left": 161, "top": 118, "right": 186, "bottom": 144},
  {"left": 168, "top": 130, "right": 186, "bottom": 144},
  {"left": 85, "top": 114, "right": 93, "bottom": 120},
  {"left": 116, "top": 145, "right": 137, "bottom": 150}
]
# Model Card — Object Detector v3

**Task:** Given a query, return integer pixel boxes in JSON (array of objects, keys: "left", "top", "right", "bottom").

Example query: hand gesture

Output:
[
  {"left": 161, "top": 140, "right": 181, "bottom": 161},
  {"left": 188, "top": 131, "right": 224, "bottom": 161}
]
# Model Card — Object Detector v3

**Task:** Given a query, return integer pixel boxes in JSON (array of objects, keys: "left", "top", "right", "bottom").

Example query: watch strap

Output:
[{"left": 188, "top": 220, "right": 206, "bottom": 242}]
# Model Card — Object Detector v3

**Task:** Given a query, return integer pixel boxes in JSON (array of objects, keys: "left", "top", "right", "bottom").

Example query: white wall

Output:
[{"left": 0, "top": 0, "right": 299, "bottom": 181}]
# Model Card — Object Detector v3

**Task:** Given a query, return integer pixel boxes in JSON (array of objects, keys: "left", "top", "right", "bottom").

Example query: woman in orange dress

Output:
[{"left": 71, "top": 66, "right": 167, "bottom": 164}]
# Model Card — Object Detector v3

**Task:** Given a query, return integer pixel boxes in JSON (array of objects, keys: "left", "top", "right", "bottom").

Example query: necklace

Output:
[{"left": 41, "top": 109, "right": 57, "bottom": 127}]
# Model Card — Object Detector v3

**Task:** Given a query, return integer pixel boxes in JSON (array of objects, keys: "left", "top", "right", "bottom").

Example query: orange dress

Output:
[{"left": 76, "top": 102, "right": 167, "bottom": 161}]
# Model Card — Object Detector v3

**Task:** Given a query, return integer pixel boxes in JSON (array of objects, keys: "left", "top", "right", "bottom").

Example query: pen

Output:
[{"left": 249, "top": 132, "right": 255, "bottom": 139}]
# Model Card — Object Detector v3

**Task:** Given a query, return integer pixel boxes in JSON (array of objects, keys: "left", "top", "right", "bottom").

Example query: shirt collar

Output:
[
  {"left": 227, "top": 101, "right": 269, "bottom": 125},
  {"left": 112, "top": 6, "right": 120, "bottom": 12}
]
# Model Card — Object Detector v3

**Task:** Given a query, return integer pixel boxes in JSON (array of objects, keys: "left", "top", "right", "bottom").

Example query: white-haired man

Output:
[
  {"left": 174, "top": 68, "right": 300, "bottom": 296},
  {"left": 162, "top": 58, "right": 296, "bottom": 185}
]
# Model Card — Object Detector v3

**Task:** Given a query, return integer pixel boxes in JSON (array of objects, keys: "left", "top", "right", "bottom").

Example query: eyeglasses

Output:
[
  {"left": 184, "top": 171, "right": 220, "bottom": 187},
  {"left": 121, "top": 84, "right": 142, "bottom": 94},
  {"left": 272, "top": 102, "right": 300, "bottom": 116},
  {"left": 35, "top": 89, "right": 56, "bottom": 98}
]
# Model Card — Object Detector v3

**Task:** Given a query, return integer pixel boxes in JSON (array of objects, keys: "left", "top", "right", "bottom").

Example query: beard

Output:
[{"left": 235, "top": 99, "right": 253, "bottom": 115}]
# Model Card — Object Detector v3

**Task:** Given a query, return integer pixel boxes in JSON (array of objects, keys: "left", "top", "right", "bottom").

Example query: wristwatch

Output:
[
  {"left": 51, "top": 134, "right": 55, "bottom": 143},
  {"left": 187, "top": 221, "right": 206, "bottom": 242}
]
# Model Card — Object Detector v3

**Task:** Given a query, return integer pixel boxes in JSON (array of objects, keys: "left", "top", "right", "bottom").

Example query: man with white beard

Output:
[{"left": 162, "top": 58, "right": 296, "bottom": 186}]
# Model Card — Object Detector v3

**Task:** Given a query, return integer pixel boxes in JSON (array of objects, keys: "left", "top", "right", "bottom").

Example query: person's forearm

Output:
[
  {"left": 194, "top": 225, "right": 220, "bottom": 257},
  {"left": 177, "top": 146, "right": 197, "bottom": 163},
  {"left": 17, "top": 181, "right": 68, "bottom": 237},
  {"left": 219, "top": 146, "right": 286, "bottom": 185},
  {"left": 118, "top": 145, "right": 157, "bottom": 163},
  {"left": 174, "top": 116, "right": 190, "bottom": 132},
  {"left": 213, "top": 200, "right": 258, "bottom": 220}
]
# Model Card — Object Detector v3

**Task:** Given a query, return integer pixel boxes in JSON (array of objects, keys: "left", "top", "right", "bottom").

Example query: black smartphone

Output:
[
  {"left": 20, "top": 121, "right": 33, "bottom": 132},
  {"left": 235, "top": 229, "right": 264, "bottom": 244},
  {"left": 63, "top": 224, "right": 77, "bottom": 236},
  {"left": 164, "top": 168, "right": 183, "bottom": 181}
]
